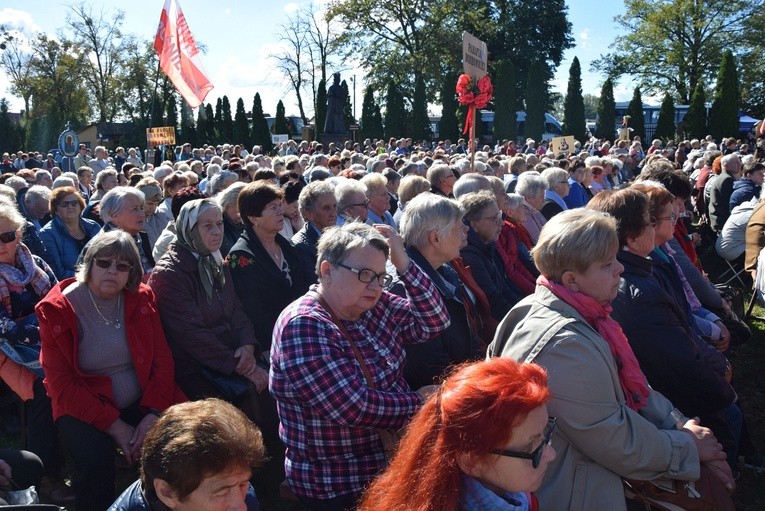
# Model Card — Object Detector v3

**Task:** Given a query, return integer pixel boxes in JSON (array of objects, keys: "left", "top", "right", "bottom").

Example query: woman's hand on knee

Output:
[{"left": 106, "top": 419, "right": 137, "bottom": 465}]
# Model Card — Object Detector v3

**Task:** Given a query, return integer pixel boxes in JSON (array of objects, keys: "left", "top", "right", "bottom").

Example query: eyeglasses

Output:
[
  {"left": 646, "top": 217, "right": 657, "bottom": 229},
  {"left": 336, "top": 262, "right": 393, "bottom": 288},
  {"left": 59, "top": 200, "right": 80, "bottom": 208},
  {"left": 0, "top": 231, "right": 17, "bottom": 244},
  {"left": 94, "top": 258, "right": 133, "bottom": 273},
  {"left": 491, "top": 417, "right": 557, "bottom": 469},
  {"left": 480, "top": 211, "right": 503, "bottom": 222},
  {"left": 655, "top": 213, "right": 678, "bottom": 224},
  {"left": 349, "top": 199, "right": 370, "bottom": 208}
]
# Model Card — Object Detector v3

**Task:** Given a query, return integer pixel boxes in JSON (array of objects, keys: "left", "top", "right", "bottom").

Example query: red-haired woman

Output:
[{"left": 357, "top": 358, "right": 554, "bottom": 511}]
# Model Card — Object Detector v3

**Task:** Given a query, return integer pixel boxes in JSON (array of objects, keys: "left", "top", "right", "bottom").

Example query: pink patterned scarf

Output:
[{"left": 538, "top": 275, "right": 650, "bottom": 411}]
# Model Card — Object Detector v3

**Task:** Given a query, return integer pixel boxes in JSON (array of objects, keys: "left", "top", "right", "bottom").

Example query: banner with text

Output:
[
  {"left": 147, "top": 127, "right": 177, "bottom": 146},
  {"left": 462, "top": 32, "right": 488, "bottom": 80}
]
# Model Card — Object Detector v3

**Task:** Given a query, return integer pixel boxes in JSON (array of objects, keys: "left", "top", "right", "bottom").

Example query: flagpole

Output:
[{"left": 146, "top": 60, "right": 162, "bottom": 170}]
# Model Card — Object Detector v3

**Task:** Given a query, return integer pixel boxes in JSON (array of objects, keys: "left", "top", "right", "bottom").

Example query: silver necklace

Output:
[{"left": 87, "top": 289, "right": 122, "bottom": 329}]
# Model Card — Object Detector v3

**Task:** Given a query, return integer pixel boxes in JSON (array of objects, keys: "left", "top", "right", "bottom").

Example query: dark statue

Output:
[{"left": 324, "top": 73, "right": 347, "bottom": 134}]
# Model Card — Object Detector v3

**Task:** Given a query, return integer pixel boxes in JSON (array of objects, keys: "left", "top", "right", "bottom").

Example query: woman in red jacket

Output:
[{"left": 36, "top": 230, "right": 183, "bottom": 511}]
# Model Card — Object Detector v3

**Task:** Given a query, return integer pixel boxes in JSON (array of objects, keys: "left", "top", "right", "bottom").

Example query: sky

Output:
[{"left": 0, "top": 0, "right": 647, "bottom": 120}]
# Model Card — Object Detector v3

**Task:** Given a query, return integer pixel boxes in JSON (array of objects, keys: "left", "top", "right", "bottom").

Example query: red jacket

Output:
[{"left": 35, "top": 278, "right": 184, "bottom": 431}]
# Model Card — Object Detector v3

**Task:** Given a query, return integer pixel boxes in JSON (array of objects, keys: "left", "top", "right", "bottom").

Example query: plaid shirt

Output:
[{"left": 270, "top": 261, "right": 449, "bottom": 499}]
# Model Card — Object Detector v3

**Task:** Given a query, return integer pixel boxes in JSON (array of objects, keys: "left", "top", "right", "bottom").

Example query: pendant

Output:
[{"left": 114, "top": 320, "right": 121, "bottom": 329}]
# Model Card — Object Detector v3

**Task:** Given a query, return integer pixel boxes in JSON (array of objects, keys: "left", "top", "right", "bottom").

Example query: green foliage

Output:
[
  {"left": 371, "top": 104, "right": 384, "bottom": 141},
  {"left": 708, "top": 50, "right": 741, "bottom": 141},
  {"left": 410, "top": 75, "right": 430, "bottom": 141},
  {"left": 220, "top": 96, "right": 234, "bottom": 142},
  {"left": 233, "top": 97, "right": 251, "bottom": 146},
  {"left": 593, "top": 0, "right": 756, "bottom": 103},
  {"left": 213, "top": 98, "right": 223, "bottom": 144},
  {"left": 360, "top": 87, "right": 382, "bottom": 140},
  {"left": 493, "top": 60, "right": 518, "bottom": 143},
  {"left": 524, "top": 61, "right": 546, "bottom": 142},
  {"left": 653, "top": 93, "right": 676, "bottom": 141},
  {"left": 0, "top": 99, "right": 22, "bottom": 152},
  {"left": 165, "top": 96, "right": 177, "bottom": 130},
  {"left": 684, "top": 83, "right": 707, "bottom": 139},
  {"left": 203, "top": 103, "right": 215, "bottom": 145},
  {"left": 315, "top": 79, "right": 327, "bottom": 133},
  {"left": 439, "top": 73, "right": 459, "bottom": 142},
  {"left": 180, "top": 101, "right": 197, "bottom": 148},
  {"left": 273, "top": 100, "right": 290, "bottom": 135},
  {"left": 626, "top": 87, "right": 645, "bottom": 144},
  {"left": 595, "top": 78, "right": 616, "bottom": 140},
  {"left": 562, "top": 57, "right": 586, "bottom": 142},
  {"left": 341, "top": 79, "right": 355, "bottom": 129},
  {"left": 251, "top": 93, "right": 272, "bottom": 154},
  {"left": 384, "top": 80, "right": 407, "bottom": 139},
  {"left": 740, "top": 10, "right": 765, "bottom": 117}
]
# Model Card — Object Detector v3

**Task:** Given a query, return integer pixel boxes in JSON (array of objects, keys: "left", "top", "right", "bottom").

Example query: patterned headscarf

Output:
[{"left": 175, "top": 199, "right": 225, "bottom": 302}]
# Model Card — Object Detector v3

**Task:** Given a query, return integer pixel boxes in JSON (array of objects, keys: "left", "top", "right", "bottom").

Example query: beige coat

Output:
[{"left": 488, "top": 286, "right": 700, "bottom": 511}]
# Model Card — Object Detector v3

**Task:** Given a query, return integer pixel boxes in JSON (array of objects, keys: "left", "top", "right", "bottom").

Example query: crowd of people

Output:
[{"left": 0, "top": 130, "right": 762, "bottom": 510}]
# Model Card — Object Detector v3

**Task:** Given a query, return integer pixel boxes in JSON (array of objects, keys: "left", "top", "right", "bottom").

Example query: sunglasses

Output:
[
  {"left": 94, "top": 258, "right": 133, "bottom": 273},
  {"left": 491, "top": 417, "right": 557, "bottom": 468},
  {"left": 59, "top": 200, "right": 80, "bottom": 208},
  {"left": 0, "top": 231, "right": 17, "bottom": 244}
]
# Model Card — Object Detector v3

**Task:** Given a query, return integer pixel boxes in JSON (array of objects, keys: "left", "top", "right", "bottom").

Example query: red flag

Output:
[{"left": 154, "top": 0, "right": 213, "bottom": 108}]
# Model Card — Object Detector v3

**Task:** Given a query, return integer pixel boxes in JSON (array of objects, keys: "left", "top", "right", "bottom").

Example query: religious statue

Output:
[{"left": 324, "top": 73, "right": 347, "bottom": 134}]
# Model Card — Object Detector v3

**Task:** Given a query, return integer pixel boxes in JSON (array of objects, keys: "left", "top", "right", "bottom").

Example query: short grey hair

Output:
[
  {"left": 207, "top": 171, "right": 238, "bottom": 196},
  {"left": 335, "top": 179, "right": 368, "bottom": 212},
  {"left": 216, "top": 181, "right": 246, "bottom": 212},
  {"left": 76, "top": 230, "right": 143, "bottom": 293},
  {"left": 153, "top": 165, "right": 174, "bottom": 182},
  {"left": 506, "top": 193, "right": 524, "bottom": 210},
  {"left": 426, "top": 163, "right": 453, "bottom": 188},
  {"left": 298, "top": 180, "right": 336, "bottom": 217},
  {"left": 721, "top": 153, "right": 740, "bottom": 171},
  {"left": 399, "top": 193, "right": 463, "bottom": 249},
  {"left": 459, "top": 190, "right": 497, "bottom": 222},
  {"left": 206, "top": 163, "right": 222, "bottom": 180},
  {"left": 360, "top": 173, "right": 387, "bottom": 197},
  {"left": 453, "top": 174, "right": 491, "bottom": 199},
  {"left": 52, "top": 176, "right": 76, "bottom": 189},
  {"left": 0, "top": 196, "right": 26, "bottom": 230},
  {"left": 24, "top": 185, "right": 52, "bottom": 207},
  {"left": 316, "top": 222, "right": 390, "bottom": 276},
  {"left": 515, "top": 171, "right": 547, "bottom": 200},
  {"left": 95, "top": 169, "right": 118, "bottom": 190},
  {"left": 540, "top": 167, "right": 569, "bottom": 190},
  {"left": 99, "top": 186, "right": 145, "bottom": 224},
  {"left": 398, "top": 175, "right": 431, "bottom": 206}
]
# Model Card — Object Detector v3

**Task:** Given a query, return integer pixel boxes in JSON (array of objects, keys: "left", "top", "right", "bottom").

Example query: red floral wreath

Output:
[{"left": 456, "top": 74, "right": 493, "bottom": 134}]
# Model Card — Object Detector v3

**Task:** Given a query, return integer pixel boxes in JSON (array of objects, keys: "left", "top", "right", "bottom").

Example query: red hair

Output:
[{"left": 357, "top": 358, "right": 550, "bottom": 511}]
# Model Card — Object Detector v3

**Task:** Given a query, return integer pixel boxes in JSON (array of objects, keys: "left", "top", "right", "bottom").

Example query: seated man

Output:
[{"left": 109, "top": 399, "right": 265, "bottom": 511}]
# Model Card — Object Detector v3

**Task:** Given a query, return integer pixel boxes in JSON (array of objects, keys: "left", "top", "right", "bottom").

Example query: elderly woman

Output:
[
  {"left": 135, "top": 178, "right": 165, "bottom": 249},
  {"left": 37, "top": 230, "right": 182, "bottom": 511},
  {"left": 459, "top": 191, "right": 522, "bottom": 322},
  {"left": 0, "top": 200, "right": 74, "bottom": 504},
  {"left": 497, "top": 192, "right": 537, "bottom": 296},
  {"left": 207, "top": 170, "right": 238, "bottom": 197},
  {"left": 149, "top": 199, "right": 268, "bottom": 419},
  {"left": 539, "top": 167, "right": 570, "bottom": 220},
  {"left": 489, "top": 209, "right": 733, "bottom": 510},
  {"left": 109, "top": 399, "right": 266, "bottom": 511},
  {"left": 392, "top": 174, "right": 431, "bottom": 228},
  {"left": 358, "top": 358, "right": 554, "bottom": 511},
  {"left": 361, "top": 173, "right": 396, "bottom": 228},
  {"left": 83, "top": 187, "right": 155, "bottom": 275},
  {"left": 279, "top": 181, "right": 305, "bottom": 239},
  {"left": 593, "top": 187, "right": 740, "bottom": 467},
  {"left": 515, "top": 172, "right": 547, "bottom": 244},
  {"left": 38, "top": 186, "right": 100, "bottom": 279},
  {"left": 228, "top": 182, "right": 312, "bottom": 355},
  {"left": 397, "top": 193, "right": 483, "bottom": 389},
  {"left": 335, "top": 179, "right": 369, "bottom": 225},
  {"left": 271, "top": 222, "right": 449, "bottom": 509},
  {"left": 216, "top": 181, "right": 246, "bottom": 257},
  {"left": 89, "top": 168, "right": 118, "bottom": 204},
  {"left": 292, "top": 181, "right": 337, "bottom": 269},
  {"left": 155, "top": 173, "right": 190, "bottom": 230}
]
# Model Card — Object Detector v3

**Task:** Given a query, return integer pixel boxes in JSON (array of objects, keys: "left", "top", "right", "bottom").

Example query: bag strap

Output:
[
  {"left": 0, "top": 339, "right": 44, "bottom": 377},
  {"left": 310, "top": 291, "right": 377, "bottom": 389}
]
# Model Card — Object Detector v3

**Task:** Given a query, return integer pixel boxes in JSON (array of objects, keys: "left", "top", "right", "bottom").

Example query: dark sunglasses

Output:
[
  {"left": 0, "top": 231, "right": 17, "bottom": 244},
  {"left": 59, "top": 199, "right": 80, "bottom": 208},
  {"left": 94, "top": 258, "right": 133, "bottom": 273},
  {"left": 491, "top": 417, "right": 557, "bottom": 468}
]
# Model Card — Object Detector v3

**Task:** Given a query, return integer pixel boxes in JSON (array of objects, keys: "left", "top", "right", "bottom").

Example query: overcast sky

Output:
[{"left": 0, "top": 0, "right": 644, "bottom": 119}]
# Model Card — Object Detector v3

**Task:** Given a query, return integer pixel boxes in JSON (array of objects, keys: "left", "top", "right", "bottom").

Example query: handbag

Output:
[
  {"left": 310, "top": 292, "right": 403, "bottom": 462},
  {"left": 623, "top": 465, "right": 734, "bottom": 511}
]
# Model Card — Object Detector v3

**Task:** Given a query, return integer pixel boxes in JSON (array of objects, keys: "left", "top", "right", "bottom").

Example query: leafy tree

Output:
[
  {"left": 165, "top": 96, "right": 178, "bottom": 130},
  {"left": 204, "top": 103, "right": 215, "bottom": 145},
  {"left": 251, "top": 93, "right": 272, "bottom": 154},
  {"left": 214, "top": 98, "right": 223, "bottom": 144},
  {"left": 593, "top": 0, "right": 756, "bottom": 103},
  {"left": 410, "top": 75, "right": 430, "bottom": 141},
  {"left": 683, "top": 83, "right": 707, "bottom": 139},
  {"left": 341, "top": 79, "right": 355, "bottom": 129},
  {"left": 708, "top": 50, "right": 740, "bottom": 141},
  {"left": 653, "top": 93, "right": 676, "bottom": 141},
  {"left": 220, "top": 96, "right": 234, "bottom": 142},
  {"left": 273, "top": 100, "right": 290, "bottom": 135},
  {"left": 0, "top": 33, "right": 35, "bottom": 123},
  {"left": 493, "top": 60, "right": 518, "bottom": 143},
  {"left": 360, "top": 87, "right": 378, "bottom": 140},
  {"left": 740, "top": 9, "right": 765, "bottom": 117},
  {"left": 315, "top": 78, "right": 327, "bottom": 133},
  {"left": 0, "top": 98, "right": 21, "bottom": 152},
  {"left": 384, "top": 80, "right": 407, "bottom": 139},
  {"left": 626, "top": 87, "right": 645, "bottom": 144},
  {"left": 595, "top": 78, "right": 616, "bottom": 140},
  {"left": 233, "top": 97, "right": 250, "bottom": 146},
  {"left": 195, "top": 106, "right": 208, "bottom": 145},
  {"left": 180, "top": 101, "right": 197, "bottom": 148},
  {"left": 562, "top": 57, "right": 586, "bottom": 142},
  {"left": 524, "top": 61, "right": 546, "bottom": 142},
  {"left": 438, "top": 75, "right": 459, "bottom": 143},
  {"left": 582, "top": 94, "right": 599, "bottom": 121},
  {"left": 371, "top": 104, "right": 384, "bottom": 140}
]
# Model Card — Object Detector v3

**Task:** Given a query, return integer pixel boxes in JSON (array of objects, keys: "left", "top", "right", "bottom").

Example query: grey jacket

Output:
[{"left": 488, "top": 286, "right": 700, "bottom": 511}]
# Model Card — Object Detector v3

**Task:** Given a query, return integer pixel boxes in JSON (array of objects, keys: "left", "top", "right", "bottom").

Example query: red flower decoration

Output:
[{"left": 455, "top": 73, "right": 493, "bottom": 108}]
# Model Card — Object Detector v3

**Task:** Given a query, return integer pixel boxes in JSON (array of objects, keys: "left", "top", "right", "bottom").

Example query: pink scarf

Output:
[{"left": 538, "top": 275, "right": 650, "bottom": 411}]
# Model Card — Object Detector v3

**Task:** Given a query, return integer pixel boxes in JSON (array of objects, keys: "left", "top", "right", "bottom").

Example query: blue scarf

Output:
[{"left": 460, "top": 475, "right": 531, "bottom": 511}]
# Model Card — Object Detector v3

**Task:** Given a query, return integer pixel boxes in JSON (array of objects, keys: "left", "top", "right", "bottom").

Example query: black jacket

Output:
[{"left": 291, "top": 222, "right": 321, "bottom": 274}]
